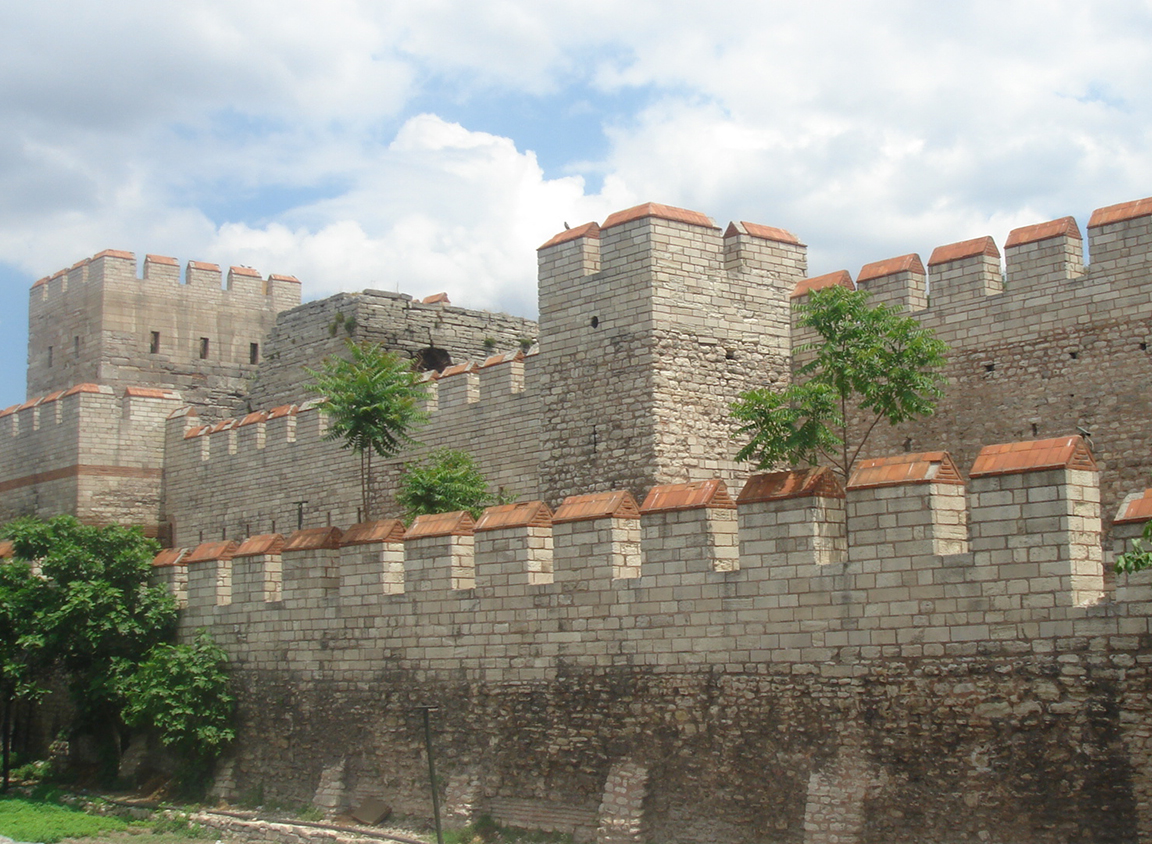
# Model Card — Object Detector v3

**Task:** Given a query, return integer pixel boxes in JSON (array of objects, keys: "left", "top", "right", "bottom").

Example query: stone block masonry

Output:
[{"left": 159, "top": 436, "right": 1152, "bottom": 843}]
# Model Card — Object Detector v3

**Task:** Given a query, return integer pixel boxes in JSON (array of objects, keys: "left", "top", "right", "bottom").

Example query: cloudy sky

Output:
[{"left": 2, "top": 1, "right": 1151, "bottom": 407}]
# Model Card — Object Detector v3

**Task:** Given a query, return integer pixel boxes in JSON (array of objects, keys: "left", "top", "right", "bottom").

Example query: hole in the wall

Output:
[
  {"left": 1032, "top": 423, "right": 1039, "bottom": 437},
  {"left": 985, "top": 363, "right": 995, "bottom": 373},
  {"left": 414, "top": 346, "right": 452, "bottom": 373},
  {"left": 1069, "top": 351, "right": 1078, "bottom": 360},
  {"left": 590, "top": 316, "right": 599, "bottom": 328},
  {"left": 725, "top": 348, "right": 736, "bottom": 361},
  {"left": 1142, "top": 342, "right": 1149, "bottom": 351}
]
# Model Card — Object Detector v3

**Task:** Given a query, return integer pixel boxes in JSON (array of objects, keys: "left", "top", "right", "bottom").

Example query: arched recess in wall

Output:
[{"left": 413, "top": 347, "right": 452, "bottom": 373}]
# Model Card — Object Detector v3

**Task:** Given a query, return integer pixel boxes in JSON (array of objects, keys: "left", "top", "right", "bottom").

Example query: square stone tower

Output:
[{"left": 536, "top": 203, "right": 806, "bottom": 505}]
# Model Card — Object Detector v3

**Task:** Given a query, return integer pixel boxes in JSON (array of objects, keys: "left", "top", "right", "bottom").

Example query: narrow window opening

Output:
[
  {"left": 1069, "top": 351, "right": 1078, "bottom": 360},
  {"left": 47, "top": 346, "right": 53, "bottom": 368},
  {"left": 249, "top": 342, "right": 259, "bottom": 365},
  {"left": 590, "top": 316, "right": 599, "bottom": 328},
  {"left": 73, "top": 336, "right": 79, "bottom": 356},
  {"left": 1031, "top": 423, "right": 1039, "bottom": 437},
  {"left": 150, "top": 331, "right": 160, "bottom": 354},
  {"left": 984, "top": 363, "right": 995, "bottom": 373},
  {"left": 1142, "top": 342, "right": 1148, "bottom": 351},
  {"left": 199, "top": 337, "right": 209, "bottom": 359}
]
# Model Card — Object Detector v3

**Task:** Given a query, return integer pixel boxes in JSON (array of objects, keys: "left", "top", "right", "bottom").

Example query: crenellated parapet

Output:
[{"left": 156, "top": 436, "right": 1149, "bottom": 679}]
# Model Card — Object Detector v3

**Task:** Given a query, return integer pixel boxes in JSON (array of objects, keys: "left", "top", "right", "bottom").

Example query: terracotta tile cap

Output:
[
  {"left": 208, "top": 419, "right": 237, "bottom": 434},
  {"left": 298, "top": 398, "right": 324, "bottom": 412},
  {"left": 422, "top": 292, "right": 450, "bottom": 305},
  {"left": 50, "top": 269, "right": 66, "bottom": 280},
  {"left": 538, "top": 221, "right": 601, "bottom": 250},
  {"left": 440, "top": 362, "right": 479, "bottom": 378},
  {"left": 269, "top": 273, "right": 301, "bottom": 283},
  {"left": 31, "top": 277, "right": 48, "bottom": 289},
  {"left": 474, "top": 501, "right": 553, "bottom": 532},
  {"left": 738, "top": 467, "right": 845, "bottom": 503},
  {"left": 405, "top": 511, "right": 476, "bottom": 539},
  {"left": 1005, "top": 217, "right": 1081, "bottom": 248},
  {"left": 0, "top": 540, "right": 14, "bottom": 559},
  {"left": 723, "top": 221, "right": 803, "bottom": 245},
  {"left": 849, "top": 452, "right": 964, "bottom": 490},
  {"left": 182, "top": 425, "right": 207, "bottom": 439},
  {"left": 71, "top": 258, "right": 91, "bottom": 270},
  {"left": 858, "top": 254, "right": 926, "bottom": 282},
  {"left": 792, "top": 270, "right": 855, "bottom": 299},
  {"left": 17, "top": 397, "right": 41, "bottom": 412},
  {"left": 1088, "top": 196, "right": 1152, "bottom": 228},
  {"left": 93, "top": 249, "right": 134, "bottom": 261},
  {"left": 640, "top": 479, "right": 736, "bottom": 513},
  {"left": 0, "top": 405, "right": 18, "bottom": 418},
  {"left": 267, "top": 404, "right": 297, "bottom": 419},
  {"left": 145, "top": 254, "right": 179, "bottom": 266},
  {"left": 236, "top": 411, "right": 268, "bottom": 428},
  {"left": 233, "top": 534, "right": 285, "bottom": 558},
  {"left": 63, "top": 383, "right": 109, "bottom": 397},
  {"left": 184, "top": 540, "right": 238, "bottom": 564},
  {"left": 188, "top": 260, "right": 220, "bottom": 272},
  {"left": 970, "top": 435, "right": 1097, "bottom": 478},
  {"left": 229, "top": 265, "right": 261, "bottom": 277},
  {"left": 602, "top": 203, "right": 717, "bottom": 231},
  {"left": 41, "top": 390, "right": 64, "bottom": 404},
  {"left": 167, "top": 405, "right": 198, "bottom": 420},
  {"left": 553, "top": 490, "right": 641, "bottom": 524},
  {"left": 283, "top": 526, "right": 344, "bottom": 551},
  {"left": 1114, "top": 490, "right": 1152, "bottom": 526},
  {"left": 341, "top": 520, "right": 406, "bottom": 545},
  {"left": 152, "top": 548, "right": 187, "bottom": 568},
  {"left": 482, "top": 350, "right": 525, "bottom": 368},
  {"left": 927, "top": 236, "right": 999, "bottom": 266},
  {"left": 125, "top": 386, "right": 180, "bottom": 399},
  {"left": 419, "top": 370, "right": 440, "bottom": 383}
]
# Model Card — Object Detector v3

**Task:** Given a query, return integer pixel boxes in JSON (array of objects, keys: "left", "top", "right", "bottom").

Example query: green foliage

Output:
[
  {"left": 732, "top": 285, "right": 947, "bottom": 480},
  {"left": 307, "top": 340, "right": 427, "bottom": 517},
  {"left": 1116, "top": 521, "right": 1152, "bottom": 574},
  {"left": 397, "top": 449, "right": 510, "bottom": 523},
  {"left": 118, "top": 631, "right": 235, "bottom": 792},
  {"left": 0, "top": 795, "right": 131, "bottom": 843}
]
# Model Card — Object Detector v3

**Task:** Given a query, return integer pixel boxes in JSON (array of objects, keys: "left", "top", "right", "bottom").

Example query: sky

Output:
[{"left": 2, "top": 1, "right": 1152, "bottom": 407}]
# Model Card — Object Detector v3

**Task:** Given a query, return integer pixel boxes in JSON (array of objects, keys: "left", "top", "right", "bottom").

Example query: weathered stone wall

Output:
[
  {"left": 27, "top": 251, "right": 300, "bottom": 418},
  {"left": 0, "top": 384, "right": 182, "bottom": 533},
  {"left": 161, "top": 442, "right": 1152, "bottom": 842},
  {"left": 837, "top": 200, "right": 1152, "bottom": 526},
  {"left": 241, "top": 289, "right": 537, "bottom": 412}
]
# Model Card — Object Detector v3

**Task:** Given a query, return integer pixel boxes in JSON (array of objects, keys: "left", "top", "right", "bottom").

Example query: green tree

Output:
[
  {"left": 732, "top": 284, "right": 947, "bottom": 481},
  {"left": 118, "top": 631, "right": 234, "bottom": 791},
  {"left": 397, "top": 448, "right": 510, "bottom": 523},
  {"left": 0, "top": 559, "right": 48, "bottom": 792},
  {"left": 307, "top": 340, "right": 427, "bottom": 518},
  {"left": 1116, "top": 521, "right": 1152, "bottom": 574}
]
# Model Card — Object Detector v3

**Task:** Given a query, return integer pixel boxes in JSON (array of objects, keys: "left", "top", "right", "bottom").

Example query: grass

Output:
[{"left": 0, "top": 795, "right": 132, "bottom": 843}]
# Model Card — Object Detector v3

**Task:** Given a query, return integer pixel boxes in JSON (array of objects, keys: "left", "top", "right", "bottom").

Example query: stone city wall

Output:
[
  {"left": 803, "top": 196, "right": 1152, "bottom": 526},
  {"left": 0, "top": 384, "right": 182, "bottom": 533},
  {"left": 162, "top": 352, "right": 541, "bottom": 548},
  {"left": 153, "top": 436, "right": 1152, "bottom": 843},
  {"left": 27, "top": 250, "right": 300, "bottom": 417}
]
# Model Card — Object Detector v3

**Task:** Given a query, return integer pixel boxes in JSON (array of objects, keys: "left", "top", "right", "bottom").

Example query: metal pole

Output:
[{"left": 420, "top": 707, "right": 444, "bottom": 844}]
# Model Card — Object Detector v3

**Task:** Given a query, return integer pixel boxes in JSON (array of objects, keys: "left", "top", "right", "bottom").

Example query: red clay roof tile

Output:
[
  {"left": 849, "top": 452, "right": 964, "bottom": 490},
  {"left": 1005, "top": 216, "right": 1081, "bottom": 248},
  {"left": 737, "top": 467, "right": 845, "bottom": 503},
  {"left": 31, "top": 277, "right": 48, "bottom": 289},
  {"left": 553, "top": 491, "right": 641, "bottom": 524},
  {"left": 723, "top": 221, "right": 802, "bottom": 245},
  {"left": 93, "top": 249, "right": 134, "bottom": 261},
  {"left": 482, "top": 350, "right": 525, "bottom": 368},
  {"left": 283, "top": 526, "right": 344, "bottom": 551},
  {"left": 208, "top": 419, "right": 237, "bottom": 434},
  {"left": 1115, "top": 490, "right": 1152, "bottom": 525},
  {"left": 125, "top": 387, "right": 179, "bottom": 399},
  {"left": 184, "top": 541, "right": 238, "bottom": 564},
  {"left": 63, "top": 383, "right": 107, "bottom": 397},
  {"left": 538, "top": 221, "right": 601, "bottom": 250},
  {"left": 341, "top": 520, "right": 406, "bottom": 545},
  {"left": 267, "top": 404, "right": 297, "bottom": 419},
  {"left": 0, "top": 405, "right": 17, "bottom": 418},
  {"left": 269, "top": 273, "right": 301, "bottom": 283},
  {"left": 640, "top": 479, "right": 736, "bottom": 513},
  {"left": 602, "top": 203, "right": 716, "bottom": 231},
  {"left": 151, "top": 548, "right": 187, "bottom": 567},
  {"left": 229, "top": 265, "right": 261, "bottom": 277},
  {"left": 422, "top": 292, "right": 450, "bottom": 305},
  {"left": 969, "top": 435, "right": 1097, "bottom": 478},
  {"left": 183, "top": 425, "right": 207, "bottom": 439},
  {"left": 927, "top": 236, "right": 1000, "bottom": 266},
  {"left": 440, "top": 362, "right": 479, "bottom": 378},
  {"left": 791, "top": 270, "right": 855, "bottom": 299},
  {"left": 1088, "top": 196, "right": 1152, "bottom": 228},
  {"left": 858, "top": 254, "right": 926, "bottom": 282},
  {"left": 233, "top": 534, "right": 285, "bottom": 557},
  {"left": 145, "top": 254, "right": 179, "bottom": 266},
  {"left": 188, "top": 261, "right": 220, "bottom": 271},
  {"left": 475, "top": 501, "right": 553, "bottom": 532},
  {"left": 236, "top": 411, "right": 268, "bottom": 427},
  {"left": 405, "top": 511, "right": 476, "bottom": 539}
]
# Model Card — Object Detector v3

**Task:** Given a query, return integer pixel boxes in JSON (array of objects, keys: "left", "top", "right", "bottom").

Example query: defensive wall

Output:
[
  {"left": 152, "top": 436, "right": 1152, "bottom": 844},
  {"left": 240, "top": 288, "right": 538, "bottom": 412},
  {"left": 800, "top": 195, "right": 1152, "bottom": 525},
  {"left": 0, "top": 384, "right": 182, "bottom": 533},
  {"left": 27, "top": 250, "right": 301, "bottom": 417}
]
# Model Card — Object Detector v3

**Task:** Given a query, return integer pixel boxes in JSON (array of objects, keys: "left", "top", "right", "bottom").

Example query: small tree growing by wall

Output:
[
  {"left": 397, "top": 448, "right": 511, "bottom": 523},
  {"left": 308, "top": 340, "right": 427, "bottom": 519},
  {"left": 732, "top": 284, "right": 947, "bottom": 482}
]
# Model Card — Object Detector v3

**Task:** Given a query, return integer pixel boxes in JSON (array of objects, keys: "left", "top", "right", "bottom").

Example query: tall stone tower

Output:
[{"left": 536, "top": 203, "right": 806, "bottom": 505}]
